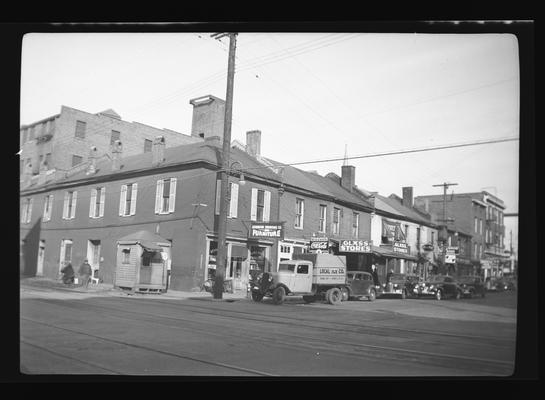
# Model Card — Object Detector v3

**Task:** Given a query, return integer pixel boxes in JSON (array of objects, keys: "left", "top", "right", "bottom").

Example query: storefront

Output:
[{"left": 371, "top": 244, "right": 418, "bottom": 284}]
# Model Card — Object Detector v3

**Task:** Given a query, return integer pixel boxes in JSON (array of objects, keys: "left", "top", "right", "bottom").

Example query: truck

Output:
[{"left": 250, "top": 253, "right": 348, "bottom": 305}]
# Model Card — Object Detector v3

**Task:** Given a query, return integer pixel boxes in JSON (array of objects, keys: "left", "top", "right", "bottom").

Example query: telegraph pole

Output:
[
  {"left": 212, "top": 32, "right": 237, "bottom": 299},
  {"left": 432, "top": 182, "right": 458, "bottom": 274}
]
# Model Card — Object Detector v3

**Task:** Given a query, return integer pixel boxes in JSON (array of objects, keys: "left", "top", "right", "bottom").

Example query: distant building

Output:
[
  {"left": 414, "top": 191, "right": 508, "bottom": 278},
  {"left": 19, "top": 105, "right": 202, "bottom": 185}
]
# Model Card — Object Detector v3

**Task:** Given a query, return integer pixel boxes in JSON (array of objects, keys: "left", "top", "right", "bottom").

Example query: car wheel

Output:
[
  {"left": 326, "top": 288, "right": 342, "bottom": 305},
  {"left": 435, "top": 290, "right": 442, "bottom": 301},
  {"left": 368, "top": 288, "right": 376, "bottom": 302},
  {"left": 272, "top": 286, "right": 285, "bottom": 305},
  {"left": 251, "top": 291, "right": 264, "bottom": 302},
  {"left": 340, "top": 287, "right": 350, "bottom": 302}
]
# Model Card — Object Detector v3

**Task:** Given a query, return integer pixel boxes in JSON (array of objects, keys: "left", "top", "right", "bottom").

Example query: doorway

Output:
[
  {"left": 87, "top": 240, "right": 101, "bottom": 277},
  {"left": 37, "top": 240, "right": 45, "bottom": 276}
]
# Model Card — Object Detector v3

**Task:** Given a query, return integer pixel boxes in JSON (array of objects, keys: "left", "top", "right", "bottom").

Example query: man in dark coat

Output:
[
  {"left": 60, "top": 261, "right": 75, "bottom": 284},
  {"left": 78, "top": 259, "right": 93, "bottom": 289},
  {"left": 371, "top": 264, "right": 381, "bottom": 287}
]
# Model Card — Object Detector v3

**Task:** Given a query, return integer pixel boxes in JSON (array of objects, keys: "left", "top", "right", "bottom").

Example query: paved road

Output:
[{"left": 20, "top": 286, "right": 517, "bottom": 377}]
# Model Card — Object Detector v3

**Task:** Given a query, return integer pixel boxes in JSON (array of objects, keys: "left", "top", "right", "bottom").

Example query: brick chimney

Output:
[
  {"left": 341, "top": 165, "right": 355, "bottom": 192},
  {"left": 189, "top": 95, "right": 225, "bottom": 141},
  {"left": 111, "top": 140, "right": 123, "bottom": 171},
  {"left": 402, "top": 186, "right": 413, "bottom": 207},
  {"left": 246, "top": 130, "right": 261, "bottom": 157},
  {"left": 152, "top": 136, "right": 166, "bottom": 166},
  {"left": 86, "top": 146, "right": 98, "bottom": 175}
]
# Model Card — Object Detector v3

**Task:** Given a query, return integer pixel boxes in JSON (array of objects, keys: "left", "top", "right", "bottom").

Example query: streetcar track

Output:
[
  {"left": 21, "top": 317, "right": 277, "bottom": 377},
  {"left": 22, "top": 298, "right": 514, "bottom": 375}
]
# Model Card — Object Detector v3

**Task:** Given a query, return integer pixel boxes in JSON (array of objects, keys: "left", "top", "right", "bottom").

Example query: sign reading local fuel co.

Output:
[
  {"left": 339, "top": 240, "right": 371, "bottom": 253},
  {"left": 248, "top": 222, "right": 284, "bottom": 240}
]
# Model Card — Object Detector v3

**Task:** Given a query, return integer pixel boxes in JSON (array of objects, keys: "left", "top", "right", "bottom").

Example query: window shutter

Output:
[
  {"left": 215, "top": 180, "right": 221, "bottom": 215},
  {"left": 229, "top": 182, "right": 238, "bottom": 218},
  {"left": 119, "top": 185, "right": 127, "bottom": 216},
  {"left": 168, "top": 178, "right": 177, "bottom": 213},
  {"left": 300, "top": 200, "right": 304, "bottom": 229},
  {"left": 130, "top": 183, "right": 138, "bottom": 215},
  {"left": 27, "top": 199, "right": 33, "bottom": 223},
  {"left": 263, "top": 190, "right": 271, "bottom": 222},
  {"left": 99, "top": 188, "right": 106, "bottom": 217},
  {"left": 63, "top": 192, "right": 69, "bottom": 219},
  {"left": 43, "top": 196, "right": 49, "bottom": 221},
  {"left": 250, "top": 188, "right": 258, "bottom": 221},
  {"left": 155, "top": 180, "right": 163, "bottom": 214},
  {"left": 89, "top": 188, "right": 97, "bottom": 218},
  {"left": 70, "top": 191, "right": 77, "bottom": 219}
]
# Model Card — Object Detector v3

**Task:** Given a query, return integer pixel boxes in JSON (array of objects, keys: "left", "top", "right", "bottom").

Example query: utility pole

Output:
[
  {"left": 432, "top": 182, "right": 458, "bottom": 275},
  {"left": 212, "top": 32, "right": 237, "bottom": 299}
]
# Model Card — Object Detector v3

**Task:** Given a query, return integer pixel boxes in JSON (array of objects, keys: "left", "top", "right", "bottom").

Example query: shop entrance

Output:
[{"left": 230, "top": 245, "right": 249, "bottom": 291}]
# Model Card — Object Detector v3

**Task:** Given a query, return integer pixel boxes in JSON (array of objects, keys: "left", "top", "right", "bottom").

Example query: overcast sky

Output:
[{"left": 19, "top": 30, "right": 520, "bottom": 249}]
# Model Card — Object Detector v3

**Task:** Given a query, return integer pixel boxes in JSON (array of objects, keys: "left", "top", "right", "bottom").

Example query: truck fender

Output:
[{"left": 269, "top": 282, "right": 290, "bottom": 295}]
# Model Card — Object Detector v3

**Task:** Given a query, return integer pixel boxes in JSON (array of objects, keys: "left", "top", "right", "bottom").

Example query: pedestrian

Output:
[
  {"left": 60, "top": 261, "right": 75, "bottom": 285},
  {"left": 386, "top": 269, "right": 394, "bottom": 292},
  {"left": 371, "top": 264, "right": 381, "bottom": 287},
  {"left": 78, "top": 259, "right": 93, "bottom": 289}
]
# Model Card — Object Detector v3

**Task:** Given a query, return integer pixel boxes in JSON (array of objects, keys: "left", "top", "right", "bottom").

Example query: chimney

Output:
[
  {"left": 189, "top": 95, "right": 226, "bottom": 141},
  {"left": 341, "top": 165, "right": 355, "bottom": 192},
  {"left": 152, "top": 136, "right": 166, "bottom": 166},
  {"left": 86, "top": 146, "right": 98, "bottom": 175},
  {"left": 246, "top": 130, "right": 261, "bottom": 157},
  {"left": 111, "top": 140, "right": 123, "bottom": 171},
  {"left": 402, "top": 186, "right": 413, "bottom": 207}
]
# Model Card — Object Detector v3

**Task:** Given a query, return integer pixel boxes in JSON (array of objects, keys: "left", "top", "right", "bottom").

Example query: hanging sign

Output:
[
  {"left": 393, "top": 241, "right": 409, "bottom": 254},
  {"left": 310, "top": 236, "right": 329, "bottom": 251},
  {"left": 248, "top": 222, "right": 284, "bottom": 240},
  {"left": 339, "top": 239, "right": 371, "bottom": 253}
]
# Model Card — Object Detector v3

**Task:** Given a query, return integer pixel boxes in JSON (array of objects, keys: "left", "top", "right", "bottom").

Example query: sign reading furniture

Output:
[{"left": 248, "top": 222, "right": 284, "bottom": 240}]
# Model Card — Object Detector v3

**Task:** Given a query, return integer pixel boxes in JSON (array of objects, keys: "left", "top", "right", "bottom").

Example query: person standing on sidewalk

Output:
[
  {"left": 60, "top": 261, "right": 75, "bottom": 284},
  {"left": 78, "top": 259, "right": 93, "bottom": 289}
]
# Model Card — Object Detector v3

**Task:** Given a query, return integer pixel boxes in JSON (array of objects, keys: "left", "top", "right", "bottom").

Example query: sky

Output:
[{"left": 19, "top": 30, "right": 520, "bottom": 251}]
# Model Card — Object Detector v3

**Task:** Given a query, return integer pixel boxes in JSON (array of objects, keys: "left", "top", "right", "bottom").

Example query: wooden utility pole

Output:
[
  {"left": 212, "top": 32, "right": 237, "bottom": 299},
  {"left": 432, "top": 182, "right": 458, "bottom": 274}
]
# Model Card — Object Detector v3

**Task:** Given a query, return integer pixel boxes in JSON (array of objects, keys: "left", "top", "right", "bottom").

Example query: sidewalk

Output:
[{"left": 20, "top": 276, "right": 249, "bottom": 301}]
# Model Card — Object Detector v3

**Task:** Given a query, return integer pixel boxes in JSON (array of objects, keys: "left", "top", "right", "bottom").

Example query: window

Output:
[
  {"left": 352, "top": 212, "right": 359, "bottom": 237},
  {"left": 479, "top": 219, "right": 483, "bottom": 234},
  {"left": 155, "top": 178, "right": 177, "bottom": 214},
  {"left": 110, "top": 130, "right": 121, "bottom": 145},
  {"left": 474, "top": 243, "right": 478, "bottom": 258},
  {"left": 75, "top": 120, "right": 86, "bottom": 138},
  {"left": 296, "top": 264, "right": 309, "bottom": 274},
  {"left": 144, "top": 139, "right": 153, "bottom": 153},
  {"left": 62, "top": 191, "right": 77, "bottom": 219},
  {"left": 45, "top": 153, "right": 52, "bottom": 168},
  {"left": 431, "top": 231, "right": 435, "bottom": 245},
  {"left": 89, "top": 187, "right": 106, "bottom": 218},
  {"left": 122, "top": 249, "right": 131, "bottom": 264},
  {"left": 119, "top": 183, "right": 138, "bottom": 216},
  {"left": 294, "top": 198, "right": 304, "bottom": 229},
  {"left": 250, "top": 188, "right": 270, "bottom": 222},
  {"left": 21, "top": 198, "right": 33, "bottom": 223},
  {"left": 319, "top": 205, "right": 327, "bottom": 233},
  {"left": 72, "top": 155, "right": 83, "bottom": 167},
  {"left": 474, "top": 217, "right": 478, "bottom": 233},
  {"left": 332, "top": 207, "right": 341, "bottom": 235},
  {"left": 43, "top": 195, "right": 53, "bottom": 222},
  {"left": 215, "top": 180, "right": 240, "bottom": 218}
]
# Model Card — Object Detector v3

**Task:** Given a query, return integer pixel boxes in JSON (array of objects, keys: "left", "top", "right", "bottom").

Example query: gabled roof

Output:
[{"left": 384, "top": 194, "right": 436, "bottom": 226}]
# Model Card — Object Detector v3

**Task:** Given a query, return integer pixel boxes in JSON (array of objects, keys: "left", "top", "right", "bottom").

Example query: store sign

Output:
[
  {"left": 393, "top": 241, "right": 409, "bottom": 254},
  {"left": 248, "top": 222, "right": 284, "bottom": 240},
  {"left": 339, "top": 239, "right": 371, "bottom": 253},
  {"left": 310, "top": 237, "right": 329, "bottom": 251},
  {"left": 447, "top": 246, "right": 459, "bottom": 254}
]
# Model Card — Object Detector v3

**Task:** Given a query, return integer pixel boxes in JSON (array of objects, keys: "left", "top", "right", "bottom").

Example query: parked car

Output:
[
  {"left": 344, "top": 271, "right": 377, "bottom": 301},
  {"left": 486, "top": 277, "right": 508, "bottom": 292},
  {"left": 457, "top": 276, "right": 486, "bottom": 298},
  {"left": 503, "top": 276, "right": 517, "bottom": 291},
  {"left": 379, "top": 273, "right": 416, "bottom": 299},
  {"left": 415, "top": 275, "right": 463, "bottom": 300}
]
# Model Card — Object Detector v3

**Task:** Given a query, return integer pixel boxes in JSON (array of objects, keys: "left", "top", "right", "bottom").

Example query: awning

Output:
[
  {"left": 371, "top": 245, "right": 418, "bottom": 261},
  {"left": 139, "top": 240, "right": 164, "bottom": 252}
]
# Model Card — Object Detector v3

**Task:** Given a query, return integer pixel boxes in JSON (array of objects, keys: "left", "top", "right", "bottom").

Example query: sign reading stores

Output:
[
  {"left": 393, "top": 241, "right": 409, "bottom": 254},
  {"left": 248, "top": 222, "right": 284, "bottom": 240},
  {"left": 339, "top": 240, "right": 371, "bottom": 253}
]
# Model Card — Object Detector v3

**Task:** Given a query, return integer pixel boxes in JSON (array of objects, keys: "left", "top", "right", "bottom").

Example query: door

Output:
[
  {"left": 59, "top": 239, "right": 73, "bottom": 271},
  {"left": 293, "top": 263, "right": 312, "bottom": 293},
  {"left": 351, "top": 273, "right": 366, "bottom": 296},
  {"left": 87, "top": 240, "right": 101, "bottom": 277},
  {"left": 36, "top": 240, "right": 45, "bottom": 276}
]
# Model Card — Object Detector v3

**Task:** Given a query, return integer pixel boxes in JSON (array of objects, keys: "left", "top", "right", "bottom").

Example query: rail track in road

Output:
[{"left": 21, "top": 296, "right": 516, "bottom": 376}]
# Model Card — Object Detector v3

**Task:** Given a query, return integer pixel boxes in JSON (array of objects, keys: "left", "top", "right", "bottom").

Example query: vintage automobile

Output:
[
  {"left": 415, "top": 275, "right": 463, "bottom": 300},
  {"left": 380, "top": 273, "right": 419, "bottom": 299},
  {"left": 457, "top": 276, "right": 486, "bottom": 298},
  {"left": 486, "top": 277, "right": 508, "bottom": 292},
  {"left": 344, "top": 271, "right": 377, "bottom": 301}
]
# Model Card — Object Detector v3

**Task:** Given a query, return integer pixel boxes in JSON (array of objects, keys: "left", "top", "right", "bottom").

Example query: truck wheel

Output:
[
  {"left": 368, "top": 288, "right": 376, "bottom": 302},
  {"left": 340, "top": 287, "right": 350, "bottom": 301},
  {"left": 302, "top": 295, "right": 315, "bottom": 304},
  {"left": 251, "top": 291, "right": 264, "bottom": 302},
  {"left": 272, "top": 286, "right": 285, "bottom": 305},
  {"left": 326, "top": 288, "right": 342, "bottom": 305}
]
